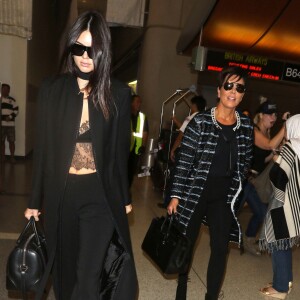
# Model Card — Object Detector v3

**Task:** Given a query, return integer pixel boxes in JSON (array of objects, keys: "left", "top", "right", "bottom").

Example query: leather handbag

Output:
[
  {"left": 141, "top": 214, "right": 191, "bottom": 274},
  {"left": 6, "top": 217, "right": 47, "bottom": 299}
]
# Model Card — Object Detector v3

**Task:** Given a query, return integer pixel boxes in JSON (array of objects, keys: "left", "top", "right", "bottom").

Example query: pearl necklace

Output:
[{"left": 211, "top": 107, "right": 240, "bottom": 131}]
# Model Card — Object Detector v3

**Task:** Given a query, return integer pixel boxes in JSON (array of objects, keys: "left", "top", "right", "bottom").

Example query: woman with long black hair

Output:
[{"left": 25, "top": 10, "right": 138, "bottom": 300}]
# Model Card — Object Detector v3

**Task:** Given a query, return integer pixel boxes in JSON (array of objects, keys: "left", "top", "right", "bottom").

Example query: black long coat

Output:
[{"left": 28, "top": 74, "right": 138, "bottom": 299}]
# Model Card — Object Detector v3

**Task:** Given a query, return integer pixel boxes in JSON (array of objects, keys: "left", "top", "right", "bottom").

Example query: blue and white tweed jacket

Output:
[{"left": 170, "top": 107, "right": 253, "bottom": 245}]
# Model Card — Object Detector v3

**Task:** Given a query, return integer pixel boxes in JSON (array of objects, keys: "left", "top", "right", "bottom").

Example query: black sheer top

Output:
[{"left": 70, "top": 100, "right": 96, "bottom": 171}]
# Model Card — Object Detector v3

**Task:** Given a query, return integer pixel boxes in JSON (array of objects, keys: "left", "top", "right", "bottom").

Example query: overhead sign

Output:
[
  {"left": 282, "top": 63, "right": 300, "bottom": 83},
  {"left": 205, "top": 50, "right": 300, "bottom": 83}
]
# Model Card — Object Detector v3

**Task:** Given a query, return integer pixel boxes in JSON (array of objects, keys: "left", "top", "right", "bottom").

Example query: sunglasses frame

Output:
[
  {"left": 71, "top": 43, "right": 93, "bottom": 59},
  {"left": 223, "top": 82, "right": 246, "bottom": 94}
]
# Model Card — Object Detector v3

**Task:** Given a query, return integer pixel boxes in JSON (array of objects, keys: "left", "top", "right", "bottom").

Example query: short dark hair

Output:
[
  {"left": 61, "top": 10, "right": 113, "bottom": 119},
  {"left": 2, "top": 83, "right": 10, "bottom": 90},
  {"left": 191, "top": 96, "right": 206, "bottom": 112},
  {"left": 217, "top": 66, "right": 248, "bottom": 88}
]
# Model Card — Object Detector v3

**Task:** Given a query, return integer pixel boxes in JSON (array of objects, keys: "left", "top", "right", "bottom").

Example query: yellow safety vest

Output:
[{"left": 130, "top": 112, "right": 145, "bottom": 154}]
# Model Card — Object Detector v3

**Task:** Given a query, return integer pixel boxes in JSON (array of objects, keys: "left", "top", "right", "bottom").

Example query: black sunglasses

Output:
[
  {"left": 71, "top": 43, "right": 93, "bottom": 59},
  {"left": 223, "top": 82, "right": 246, "bottom": 94}
]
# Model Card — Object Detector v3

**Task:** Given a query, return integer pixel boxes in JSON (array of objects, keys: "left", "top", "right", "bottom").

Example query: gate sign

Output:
[{"left": 282, "top": 63, "right": 300, "bottom": 83}]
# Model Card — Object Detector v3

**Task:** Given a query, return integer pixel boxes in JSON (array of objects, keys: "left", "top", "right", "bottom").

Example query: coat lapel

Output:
[{"left": 89, "top": 100, "right": 106, "bottom": 171}]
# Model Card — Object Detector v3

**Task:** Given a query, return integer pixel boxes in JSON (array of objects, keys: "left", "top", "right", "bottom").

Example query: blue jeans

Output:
[
  {"left": 272, "top": 249, "right": 293, "bottom": 292},
  {"left": 241, "top": 182, "right": 268, "bottom": 237}
]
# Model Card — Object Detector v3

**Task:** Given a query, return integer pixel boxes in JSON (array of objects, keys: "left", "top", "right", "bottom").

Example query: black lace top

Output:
[{"left": 70, "top": 101, "right": 96, "bottom": 171}]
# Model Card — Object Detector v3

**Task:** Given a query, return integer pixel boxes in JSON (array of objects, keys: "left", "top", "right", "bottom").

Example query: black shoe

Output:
[
  {"left": 175, "top": 284, "right": 187, "bottom": 300},
  {"left": 205, "top": 294, "right": 216, "bottom": 300},
  {"left": 175, "top": 273, "right": 188, "bottom": 300},
  {"left": 205, "top": 293, "right": 221, "bottom": 300},
  {"left": 157, "top": 202, "right": 166, "bottom": 209}
]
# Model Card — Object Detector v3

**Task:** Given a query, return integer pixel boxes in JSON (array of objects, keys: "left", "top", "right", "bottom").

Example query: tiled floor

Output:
[{"left": 0, "top": 157, "right": 300, "bottom": 299}]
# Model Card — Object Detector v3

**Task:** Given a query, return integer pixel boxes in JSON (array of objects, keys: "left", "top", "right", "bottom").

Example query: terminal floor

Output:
[{"left": 0, "top": 157, "right": 300, "bottom": 300}]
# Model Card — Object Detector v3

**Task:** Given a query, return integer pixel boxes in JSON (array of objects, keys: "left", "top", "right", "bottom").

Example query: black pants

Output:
[
  {"left": 53, "top": 173, "right": 115, "bottom": 300},
  {"left": 179, "top": 177, "right": 233, "bottom": 299},
  {"left": 128, "top": 150, "right": 140, "bottom": 187}
]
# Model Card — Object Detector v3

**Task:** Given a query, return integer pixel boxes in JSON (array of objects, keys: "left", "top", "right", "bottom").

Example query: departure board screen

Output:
[{"left": 205, "top": 50, "right": 300, "bottom": 83}]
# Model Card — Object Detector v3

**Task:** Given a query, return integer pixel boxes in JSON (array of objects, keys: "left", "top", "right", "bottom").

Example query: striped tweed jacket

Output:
[
  {"left": 259, "top": 142, "right": 300, "bottom": 252},
  {"left": 170, "top": 108, "right": 253, "bottom": 245}
]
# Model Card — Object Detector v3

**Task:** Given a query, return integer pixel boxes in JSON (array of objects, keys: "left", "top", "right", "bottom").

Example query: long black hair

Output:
[{"left": 61, "top": 10, "right": 114, "bottom": 119}]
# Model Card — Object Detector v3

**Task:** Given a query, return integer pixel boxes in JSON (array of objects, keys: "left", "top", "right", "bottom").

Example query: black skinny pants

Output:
[
  {"left": 180, "top": 177, "right": 233, "bottom": 299},
  {"left": 53, "top": 173, "right": 115, "bottom": 300},
  {"left": 128, "top": 150, "right": 140, "bottom": 188}
]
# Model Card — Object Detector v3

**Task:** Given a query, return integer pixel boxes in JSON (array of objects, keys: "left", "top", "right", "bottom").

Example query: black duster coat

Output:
[{"left": 28, "top": 74, "right": 138, "bottom": 299}]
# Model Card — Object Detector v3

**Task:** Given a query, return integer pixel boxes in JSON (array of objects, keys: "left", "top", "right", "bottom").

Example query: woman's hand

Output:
[
  {"left": 24, "top": 208, "right": 41, "bottom": 221},
  {"left": 125, "top": 204, "right": 133, "bottom": 214},
  {"left": 170, "top": 149, "right": 175, "bottom": 162},
  {"left": 167, "top": 198, "right": 179, "bottom": 215}
]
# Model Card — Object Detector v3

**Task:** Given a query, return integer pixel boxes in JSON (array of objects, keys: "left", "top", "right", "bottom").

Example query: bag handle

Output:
[
  {"left": 16, "top": 217, "right": 33, "bottom": 244},
  {"left": 161, "top": 214, "right": 175, "bottom": 241},
  {"left": 17, "top": 217, "right": 43, "bottom": 248}
]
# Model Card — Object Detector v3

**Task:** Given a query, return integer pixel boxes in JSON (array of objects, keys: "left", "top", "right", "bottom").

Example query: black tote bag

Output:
[
  {"left": 6, "top": 217, "right": 47, "bottom": 299},
  {"left": 141, "top": 214, "right": 191, "bottom": 274}
]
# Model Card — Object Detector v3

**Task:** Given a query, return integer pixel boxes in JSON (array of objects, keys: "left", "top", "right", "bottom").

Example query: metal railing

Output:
[{"left": 158, "top": 85, "right": 197, "bottom": 195}]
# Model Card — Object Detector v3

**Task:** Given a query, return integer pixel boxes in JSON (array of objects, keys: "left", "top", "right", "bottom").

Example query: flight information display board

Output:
[{"left": 205, "top": 50, "right": 300, "bottom": 83}]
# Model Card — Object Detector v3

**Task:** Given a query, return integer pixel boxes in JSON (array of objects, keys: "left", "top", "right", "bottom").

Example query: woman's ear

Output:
[{"left": 217, "top": 87, "right": 220, "bottom": 98}]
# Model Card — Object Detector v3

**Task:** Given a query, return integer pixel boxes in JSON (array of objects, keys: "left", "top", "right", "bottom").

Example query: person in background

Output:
[
  {"left": 242, "top": 108, "right": 252, "bottom": 120},
  {"left": 171, "top": 114, "right": 183, "bottom": 129},
  {"left": 259, "top": 114, "right": 300, "bottom": 300},
  {"left": 128, "top": 94, "right": 149, "bottom": 187},
  {"left": 24, "top": 10, "right": 138, "bottom": 299},
  {"left": 170, "top": 95, "right": 207, "bottom": 162},
  {"left": 242, "top": 101, "right": 290, "bottom": 255},
  {"left": 167, "top": 66, "right": 253, "bottom": 300},
  {"left": 157, "top": 95, "right": 207, "bottom": 209},
  {"left": 1, "top": 83, "right": 19, "bottom": 163}
]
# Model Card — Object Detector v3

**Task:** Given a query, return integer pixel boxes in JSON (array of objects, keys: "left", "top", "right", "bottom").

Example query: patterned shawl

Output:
[{"left": 259, "top": 141, "right": 300, "bottom": 252}]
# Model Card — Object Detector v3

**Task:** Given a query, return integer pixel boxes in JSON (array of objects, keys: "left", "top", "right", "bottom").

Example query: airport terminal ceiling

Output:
[
  {"left": 77, "top": 0, "right": 300, "bottom": 63},
  {"left": 178, "top": 0, "right": 300, "bottom": 64}
]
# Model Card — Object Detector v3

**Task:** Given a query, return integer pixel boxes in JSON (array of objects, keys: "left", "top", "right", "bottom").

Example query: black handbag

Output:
[
  {"left": 6, "top": 217, "right": 47, "bottom": 299},
  {"left": 141, "top": 214, "right": 191, "bottom": 274}
]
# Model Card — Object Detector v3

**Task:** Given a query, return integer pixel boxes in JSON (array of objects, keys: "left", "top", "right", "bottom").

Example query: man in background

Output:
[
  {"left": 1, "top": 84, "right": 19, "bottom": 163},
  {"left": 128, "top": 94, "right": 149, "bottom": 188},
  {"left": 170, "top": 95, "right": 207, "bottom": 162}
]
